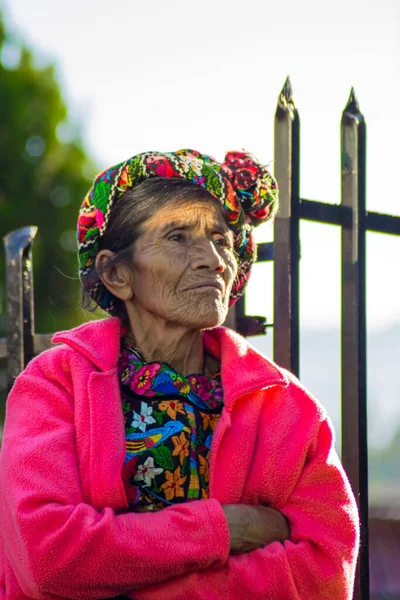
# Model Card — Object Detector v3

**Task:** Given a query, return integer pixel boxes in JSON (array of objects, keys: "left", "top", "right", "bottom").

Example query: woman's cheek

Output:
[{"left": 226, "top": 254, "right": 238, "bottom": 281}]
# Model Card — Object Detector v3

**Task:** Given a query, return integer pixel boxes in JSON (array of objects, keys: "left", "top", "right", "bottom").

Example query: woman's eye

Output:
[
  {"left": 214, "top": 237, "right": 231, "bottom": 249},
  {"left": 168, "top": 233, "right": 185, "bottom": 242}
]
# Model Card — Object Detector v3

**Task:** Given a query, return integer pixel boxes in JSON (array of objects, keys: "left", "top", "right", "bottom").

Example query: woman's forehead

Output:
[{"left": 143, "top": 199, "right": 229, "bottom": 232}]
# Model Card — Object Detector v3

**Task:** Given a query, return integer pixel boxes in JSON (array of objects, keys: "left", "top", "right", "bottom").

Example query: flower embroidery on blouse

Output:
[
  {"left": 118, "top": 344, "right": 224, "bottom": 511},
  {"left": 189, "top": 375, "right": 212, "bottom": 398},
  {"left": 198, "top": 454, "right": 209, "bottom": 483},
  {"left": 131, "top": 401, "right": 157, "bottom": 432},
  {"left": 130, "top": 363, "right": 161, "bottom": 395},
  {"left": 158, "top": 399, "right": 185, "bottom": 420},
  {"left": 202, "top": 412, "right": 220, "bottom": 431},
  {"left": 160, "top": 467, "right": 187, "bottom": 501},
  {"left": 172, "top": 431, "right": 189, "bottom": 465},
  {"left": 133, "top": 456, "right": 163, "bottom": 487},
  {"left": 119, "top": 345, "right": 223, "bottom": 408}
]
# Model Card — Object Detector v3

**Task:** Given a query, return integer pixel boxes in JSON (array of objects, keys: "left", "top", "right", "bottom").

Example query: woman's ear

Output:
[{"left": 95, "top": 250, "right": 134, "bottom": 301}]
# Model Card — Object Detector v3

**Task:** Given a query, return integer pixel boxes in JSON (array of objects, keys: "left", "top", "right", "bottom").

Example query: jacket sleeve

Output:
[
  {"left": 0, "top": 354, "right": 230, "bottom": 600},
  {"left": 132, "top": 417, "right": 360, "bottom": 600}
]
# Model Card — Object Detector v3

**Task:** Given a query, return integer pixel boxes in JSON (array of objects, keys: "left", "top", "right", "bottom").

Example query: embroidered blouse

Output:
[{"left": 118, "top": 345, "right": 224, "bottom": 512}]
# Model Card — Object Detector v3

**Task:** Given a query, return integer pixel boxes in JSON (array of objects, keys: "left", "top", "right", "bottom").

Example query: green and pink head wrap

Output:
[{"left": 77, "top": 149, "right": 279, "bottom": 311}]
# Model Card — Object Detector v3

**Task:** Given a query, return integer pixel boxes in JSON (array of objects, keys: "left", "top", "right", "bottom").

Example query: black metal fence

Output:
[
  {"left": 2, "top": 77, "right": 400, "bottom": 599},
  {"left": 230, "top": 78, "right": 400, "bottom": 600}
]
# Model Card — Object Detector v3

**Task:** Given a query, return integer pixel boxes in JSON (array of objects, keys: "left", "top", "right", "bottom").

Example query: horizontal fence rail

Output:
[
  {"left": 0, "top": 334, "right": 54, "bottom": 360},
  {"left": 300, "top": 199, "right": 400, "bottom": 234}
]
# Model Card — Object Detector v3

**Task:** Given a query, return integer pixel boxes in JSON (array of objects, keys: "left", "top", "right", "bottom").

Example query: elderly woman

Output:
[{"left": 0, "top": 150, "right": 359, "bottom": 600}]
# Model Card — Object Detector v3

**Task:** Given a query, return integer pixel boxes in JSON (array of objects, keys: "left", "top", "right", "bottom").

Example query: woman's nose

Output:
[{"left": 190, "top": 240, "right": 226, "bottom": 272}]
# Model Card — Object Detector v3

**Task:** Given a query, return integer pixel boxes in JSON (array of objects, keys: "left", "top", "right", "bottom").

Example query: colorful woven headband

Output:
[{"left": 77, "top": 149, "right": 279, "bottom": 311}]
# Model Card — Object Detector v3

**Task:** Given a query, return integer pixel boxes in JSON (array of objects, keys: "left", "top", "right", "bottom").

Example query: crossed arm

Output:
[
  {"left": 130, "top": 419, "right": 360, "bottom": 600},
  {"left": 0, "top": 359, "right": 359, "bottom": 600}
]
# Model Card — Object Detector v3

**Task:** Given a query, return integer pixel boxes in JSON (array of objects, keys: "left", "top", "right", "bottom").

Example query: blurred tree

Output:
[{"left": 0, "top": 12, "right": 97, "bottom": 338}]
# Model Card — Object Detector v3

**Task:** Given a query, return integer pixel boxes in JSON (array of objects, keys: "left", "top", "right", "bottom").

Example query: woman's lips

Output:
[{"left": 185, "top": 281, "right": 224, "bottom": 292}]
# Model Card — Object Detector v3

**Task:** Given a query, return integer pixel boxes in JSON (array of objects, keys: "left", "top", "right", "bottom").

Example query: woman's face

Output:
[{"left": 127, "top": 198, "right": 238, "bottom": 330}]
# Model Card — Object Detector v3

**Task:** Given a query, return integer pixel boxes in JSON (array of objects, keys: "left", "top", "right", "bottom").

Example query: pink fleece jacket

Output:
[{"left": 0, "top": 317, "right": 359, "bottom": 600}]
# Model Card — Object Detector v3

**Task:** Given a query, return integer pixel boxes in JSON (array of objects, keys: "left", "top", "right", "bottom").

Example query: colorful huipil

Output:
[{"left": 118, "top": 346, "right": 224, "bottom": 512}]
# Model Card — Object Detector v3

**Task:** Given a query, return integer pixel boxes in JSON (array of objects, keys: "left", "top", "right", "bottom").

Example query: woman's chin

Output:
[
  {"left": 170, "top": 302, "right": 227, "bottom": 330},
  {"left": 189, "top": 308, "right": 228, "bottom": 330}
]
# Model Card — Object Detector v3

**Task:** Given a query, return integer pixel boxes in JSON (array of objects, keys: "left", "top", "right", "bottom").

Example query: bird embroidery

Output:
[
  {"left": 125, "top": 420, "right": 190, "bottom": 461},
  {"left": 152, "top": 372, "right": 210, "bottom": 410}
]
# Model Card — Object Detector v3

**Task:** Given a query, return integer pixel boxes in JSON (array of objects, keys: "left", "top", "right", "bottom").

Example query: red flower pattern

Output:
[{"left": 130, "top": 363, "right": 161, "bottom": 395}]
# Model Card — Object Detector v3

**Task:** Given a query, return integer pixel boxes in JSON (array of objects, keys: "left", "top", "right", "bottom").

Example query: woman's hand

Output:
[{"left": 222, "top": 504, "right": 290, "bottom": 555}]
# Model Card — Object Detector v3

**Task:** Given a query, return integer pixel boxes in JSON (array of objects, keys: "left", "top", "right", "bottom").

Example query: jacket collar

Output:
[
  {"left": 52, "top": 317, "right": 288, "bottom": 404},
  {"left": 52, "top": 317, "right": 123, "bottom": 372},
  {"left": 202, "top": 326, "right": 288, "bottom": 405}
]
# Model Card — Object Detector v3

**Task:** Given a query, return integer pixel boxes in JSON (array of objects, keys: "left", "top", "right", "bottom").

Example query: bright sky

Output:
[{"left": 3, "top": 0, "right": 400, "bottom": 332}]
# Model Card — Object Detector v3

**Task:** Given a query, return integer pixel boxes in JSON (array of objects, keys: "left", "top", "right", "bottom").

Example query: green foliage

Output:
[
  {"left": 151, "top": 446, "right": 173, "bottom": 471},
  {"left": 153, "top": 410, "right": 164, "bottom": 425},
  {"left": 0, "top": 13, "right": 97, "bottom": 337}
]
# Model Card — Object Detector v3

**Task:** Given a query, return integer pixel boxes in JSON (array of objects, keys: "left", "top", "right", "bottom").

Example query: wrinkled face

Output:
[{"left": 128, "top": 198, "right": 238, "bottom": 329}]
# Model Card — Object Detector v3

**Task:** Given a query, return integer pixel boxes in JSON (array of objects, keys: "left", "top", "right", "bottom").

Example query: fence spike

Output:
[
  {"left": 282, "top": 76, "right": 293, "bottom": 100},
  {"left": 343, "top": 87, "right": 364, "bottom": 122},
  {"left": 277, "top": 76, "right": 296, "bottom": 117}
]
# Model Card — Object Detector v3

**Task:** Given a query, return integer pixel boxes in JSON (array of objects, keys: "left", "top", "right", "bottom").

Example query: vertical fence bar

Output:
[
  {"left": 229, "top": 294, "right": 245, "bottom": 331},
  {"left": 225, "top": 284, "right": 246, "bottom": 331},
  {"left": 3, "top": 227, "right": 37, "bottom": 390},
  {"left": 273, "top": 77, "right": 300, "bottom": 375},
  {"left": 341, "top": 89, "right": 369, "bottom": 600}
]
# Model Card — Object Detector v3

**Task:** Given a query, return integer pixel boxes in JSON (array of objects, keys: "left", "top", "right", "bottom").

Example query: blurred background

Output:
[{"left": 0, "top": 0, "right": 399, "bottom": 596}]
